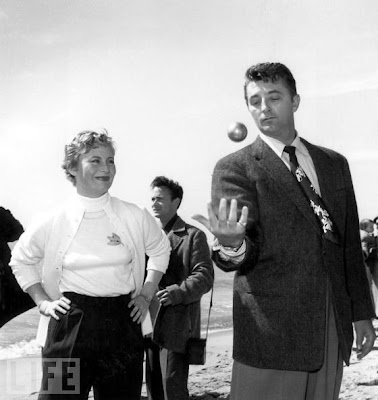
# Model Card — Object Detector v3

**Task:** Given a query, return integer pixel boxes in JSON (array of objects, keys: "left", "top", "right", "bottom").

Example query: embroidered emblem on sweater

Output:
[{"left": 107, "top": 233, "right": 124, "bottom": 246}]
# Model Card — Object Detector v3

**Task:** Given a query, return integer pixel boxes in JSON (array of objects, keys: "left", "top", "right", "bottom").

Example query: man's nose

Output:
[{"left": 261, "top": 99, "right": 270, "bottom": 112}]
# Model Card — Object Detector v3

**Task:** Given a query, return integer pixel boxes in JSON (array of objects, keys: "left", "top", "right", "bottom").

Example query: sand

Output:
[
  {"left": 185, "top": 323, "right": 378, "bottom": 400},
  {"left": 1, "top": 323, "right": 377, "bottom": 400}
]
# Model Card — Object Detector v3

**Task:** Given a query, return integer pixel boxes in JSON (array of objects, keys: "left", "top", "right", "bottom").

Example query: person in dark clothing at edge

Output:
[{"left": 0, "top": 206, "right": 34, "bottom": 327}]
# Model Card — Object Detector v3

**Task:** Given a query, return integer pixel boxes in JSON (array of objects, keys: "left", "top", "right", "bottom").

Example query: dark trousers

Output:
[
  {"left": 144, "top": 338, "right": 165, "bottom": 400},
  {"left": 145, "top": 339, "right": 189, "bottom": 400},
  {"left": 39, "top": 292, "right": 144, "bottom": 400}
]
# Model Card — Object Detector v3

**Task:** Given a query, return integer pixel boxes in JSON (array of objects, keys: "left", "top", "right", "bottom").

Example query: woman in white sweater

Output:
[{"left": 10, "top": 130, "right": 170, "bottom": 400}]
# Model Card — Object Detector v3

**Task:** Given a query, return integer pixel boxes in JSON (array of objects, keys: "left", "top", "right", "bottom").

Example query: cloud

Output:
[
  {"left": 306, "top": 75, "right": 378, "bottom": 98},
  {"left": 0, "top": 7, "right": 8, "bottom": 19},
  {"left": 20, "top": 32, "right": 60, "bottom": 46},
  {"left": 349, "top": 151, "right": 378, "bottom": 162}
]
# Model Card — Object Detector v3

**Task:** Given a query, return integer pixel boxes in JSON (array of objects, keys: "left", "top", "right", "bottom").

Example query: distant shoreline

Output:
[{"left": 0, "top": 327, "right": 234, "bottom": 362}]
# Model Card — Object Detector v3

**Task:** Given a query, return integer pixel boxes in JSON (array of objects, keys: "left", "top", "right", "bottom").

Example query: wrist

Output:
[
  {"left": 38, "top": 299, "right": 50, "bottom": 315},
  {"left": 220, "top": 242, "right": 244, "bottom": 252},
  {"left": 140, "top": 281, "right": 158, "bottom": 301},
  {"left": 138, "top": 293, "right": 152, "bottom": 303},
  {"left": 213, "top": 238, "right": 244, "bottom": 252}
]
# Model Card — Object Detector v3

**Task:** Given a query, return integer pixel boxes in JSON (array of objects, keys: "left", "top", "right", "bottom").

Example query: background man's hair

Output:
[
  {"left": 151, "top": 176, "right": 184, "bottom": 208},
  {"left": 359, "top": 218, "right": 374, "bottom": 231}
]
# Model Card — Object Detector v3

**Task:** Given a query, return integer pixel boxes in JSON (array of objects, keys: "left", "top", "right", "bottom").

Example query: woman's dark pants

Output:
[{"left": 38, "top": 292, "right": 144, "bottom": 400}]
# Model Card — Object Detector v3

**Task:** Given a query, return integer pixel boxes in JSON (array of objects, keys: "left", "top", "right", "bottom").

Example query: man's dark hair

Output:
[
  {"left": 244, "top": 62, "right": 297, "bottom": 104},
  {"left": 360, "top": 218, "right": 374, "bottom": 231},
  {"left": 151, "top": 176, "right": 184, "bottom": 208}
]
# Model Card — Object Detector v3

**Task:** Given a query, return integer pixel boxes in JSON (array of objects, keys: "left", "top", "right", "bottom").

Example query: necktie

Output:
[{"left": 283, "top": 146, "right": 339, "bottom": 244}]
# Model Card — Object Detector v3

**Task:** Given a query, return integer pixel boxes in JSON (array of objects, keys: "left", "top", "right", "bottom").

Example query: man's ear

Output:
[
  {"left": 292, "top": 94, "right": 300, "bottom": 112},
  {"left": 173, "top": 197, "right": 181, "bottom": 210}
]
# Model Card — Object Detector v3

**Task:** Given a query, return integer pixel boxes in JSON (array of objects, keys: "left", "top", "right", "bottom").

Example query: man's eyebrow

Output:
[
  {"left": 249, "top": 89, "right": 282, "bottom": 99},
  {"left": 267, "top": 89, "right": 282, "bottom": 95}
]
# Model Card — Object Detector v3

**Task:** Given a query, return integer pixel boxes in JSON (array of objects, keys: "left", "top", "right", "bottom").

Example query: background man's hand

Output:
[{"left": 156, "top": 289, "right": 173, "bottom": 306}]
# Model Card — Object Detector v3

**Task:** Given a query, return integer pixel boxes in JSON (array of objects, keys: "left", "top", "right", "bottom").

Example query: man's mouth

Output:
[{"left": 96, "top": 176, "right": 110, "bottom": 181}]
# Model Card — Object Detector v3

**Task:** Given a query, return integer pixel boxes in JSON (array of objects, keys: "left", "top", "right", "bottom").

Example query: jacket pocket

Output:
[{"left": 152, "top": 304, "right": 190, "bottom": 353}]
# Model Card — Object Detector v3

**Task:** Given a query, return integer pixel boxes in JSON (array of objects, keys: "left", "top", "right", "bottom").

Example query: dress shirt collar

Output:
[
  {"left": 259, "top": 132, "right": 309, "bottom": 158},
  {"left": 163, "top": 214, "right": 178, "bottom": 234}
]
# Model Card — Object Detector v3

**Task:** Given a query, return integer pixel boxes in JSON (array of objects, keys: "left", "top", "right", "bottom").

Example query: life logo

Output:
[{"left": 1, "top": 357, "right": 80, "bottom": 395}]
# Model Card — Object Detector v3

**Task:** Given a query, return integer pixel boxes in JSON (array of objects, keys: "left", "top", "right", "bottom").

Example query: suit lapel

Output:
[
  {"left": 252, "top": 137, "right": 322, "bottom": 236},
  {"left": 302, "top": 139, "right": 337, "bottom": 217}
]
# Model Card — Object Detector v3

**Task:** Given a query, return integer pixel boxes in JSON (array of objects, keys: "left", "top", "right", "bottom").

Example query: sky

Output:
[{"left": 1, "top": 0, "right": 378, "bottom": 230}]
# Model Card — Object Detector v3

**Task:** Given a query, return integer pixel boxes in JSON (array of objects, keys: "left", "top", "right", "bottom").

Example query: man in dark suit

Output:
[
  {"left": 194, "top": 62, "right": 376, "bottom": 400},
  {"left": 145, "top": 176, "right": 214, "bottom": 400}
]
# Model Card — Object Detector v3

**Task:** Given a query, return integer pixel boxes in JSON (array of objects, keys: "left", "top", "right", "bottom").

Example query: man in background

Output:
[
  {"left": 370, "top": 216, "right": 378, "bottom": 314},
  {"left": 146, "top": 176, "right": 214, "bottom": 400},
  {"left": 359, "top": 218, "right": 377, "bottom": 310}
]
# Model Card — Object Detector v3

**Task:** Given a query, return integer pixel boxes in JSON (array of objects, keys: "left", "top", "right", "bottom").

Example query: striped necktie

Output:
[{"left": 284, "top": 146, "right": 339, "bottom": 244}]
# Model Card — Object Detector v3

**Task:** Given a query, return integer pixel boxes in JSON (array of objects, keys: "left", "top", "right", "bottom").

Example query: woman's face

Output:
[{"left": 70, "top": 145, "right": 116, "bottom": 198}]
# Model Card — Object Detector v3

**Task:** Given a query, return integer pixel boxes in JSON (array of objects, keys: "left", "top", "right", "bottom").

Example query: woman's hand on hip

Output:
[
  {"left": 38, "top": 296, "right": 71, "bottom": 320},
  {"left": 128, "top": 295, "right": 150, "bottom": 324}
]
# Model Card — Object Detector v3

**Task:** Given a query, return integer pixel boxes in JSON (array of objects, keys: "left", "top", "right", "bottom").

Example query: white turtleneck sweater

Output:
[
  {"left": 60, "top": 193, "right": 135, "bottom": 296},
  {"left": 10, "top": 192, "right": 171, "bottom": 344}
]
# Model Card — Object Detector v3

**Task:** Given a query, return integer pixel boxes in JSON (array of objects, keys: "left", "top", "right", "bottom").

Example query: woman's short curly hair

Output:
[{"left": 62, "top": 129, "right": 116, "bottom": 186}]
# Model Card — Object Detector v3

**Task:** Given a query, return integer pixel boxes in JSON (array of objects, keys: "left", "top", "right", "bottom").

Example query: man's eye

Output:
[
  {"left": 271, "top": 97, "right": 280, "bottom": 101},
  {"left": 108, "top": 160, "right": 115, "bottom": 165},
  {"left": 91, "top": 159, "right": 100, "bottom": 163}
]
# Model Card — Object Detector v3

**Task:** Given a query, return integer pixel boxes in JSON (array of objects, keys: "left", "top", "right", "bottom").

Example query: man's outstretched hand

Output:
[{"left": 192, "top": 198, "right": 248, "bottom": 248}]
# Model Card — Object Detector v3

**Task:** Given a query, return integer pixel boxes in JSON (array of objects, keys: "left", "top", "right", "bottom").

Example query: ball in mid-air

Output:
[{"left": 227, "top": 122, "right": 248, "bottom": 142}]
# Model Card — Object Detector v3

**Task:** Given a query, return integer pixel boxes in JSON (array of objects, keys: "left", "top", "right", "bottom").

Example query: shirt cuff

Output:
[{"left": 212, "top": 238, "right": 246, "bottom": 264}]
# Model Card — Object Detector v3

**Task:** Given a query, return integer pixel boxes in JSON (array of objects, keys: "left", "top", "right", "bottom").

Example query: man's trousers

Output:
[{"left": 145, "top": 339, "right": 189, "bottom": 400}]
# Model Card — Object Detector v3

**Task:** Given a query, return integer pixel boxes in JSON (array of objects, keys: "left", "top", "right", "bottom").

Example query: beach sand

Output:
[{"left": 1, "top": 323, "right": 377, "bottom": 400}]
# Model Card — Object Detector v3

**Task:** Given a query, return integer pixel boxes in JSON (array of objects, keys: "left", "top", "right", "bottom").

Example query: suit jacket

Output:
[
  {"left": 152, "top": 216, "right": 214, "bottom": 353},
  {"left": 212, "top": 136, "right": 375, "bottom": 371}
]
